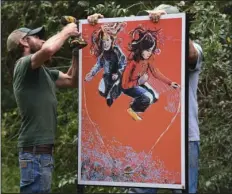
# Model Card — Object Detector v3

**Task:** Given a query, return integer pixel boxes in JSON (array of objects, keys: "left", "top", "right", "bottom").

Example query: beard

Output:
[
  {"left": 30, "top": 46, "right": 40, "bottom": 54},
  {"left": 29, "top": 44, "right": 52, "bottom": 65},
  {"left": 29, "top": 41, "right": 43, "bottom": 54}
]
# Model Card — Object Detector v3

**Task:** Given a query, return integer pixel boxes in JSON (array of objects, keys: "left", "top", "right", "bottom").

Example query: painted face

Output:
[
  {"left": 102, "top": 34, "right": 112, "bottom": 51},
  {"left": 141, "top": 43, "right": 156, "bottom": 60},
  {"left": 26, "top": 35, "right": 45, "bottom": 53}
]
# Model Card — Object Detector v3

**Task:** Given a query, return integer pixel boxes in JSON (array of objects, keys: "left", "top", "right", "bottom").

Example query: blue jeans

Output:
[
  {"left": 123, "top": 85, "right": 158, "bottom": 112},
  {"left": 19, "top": 151, "right": 54, "bottom": 193},
  {"left": 129, "top": 141, "right": 200, "bottom": 193}
]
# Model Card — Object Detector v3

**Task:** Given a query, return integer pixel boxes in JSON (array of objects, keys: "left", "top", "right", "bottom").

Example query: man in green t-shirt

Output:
[{"left": 7, "top": 20, "right": 81, "bottom": 193}]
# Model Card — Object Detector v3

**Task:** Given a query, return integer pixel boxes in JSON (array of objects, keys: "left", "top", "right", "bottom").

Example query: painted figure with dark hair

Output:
[
  {"left": 122, "top": 26, "right": 179, "bottom": 121},
  {"left": 85, "top": 22, "right": 127, "bottom": 106}
]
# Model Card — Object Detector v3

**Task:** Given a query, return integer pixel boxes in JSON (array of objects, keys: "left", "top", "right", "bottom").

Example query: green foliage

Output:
[
  {"left": 185, "top": 1, "right": 232, "bottom": 192},
  {"left": 1, "top": 110, "right": 20, "bottom": 192},
  {"left": 87, "top": 1, "right": 130, "bottom": 17},
  {"left": 52, "top": 88, "right": 79, "bottom": 192},
  {"left": 1, "top": 0, "right": 232, "bottom": 193}
]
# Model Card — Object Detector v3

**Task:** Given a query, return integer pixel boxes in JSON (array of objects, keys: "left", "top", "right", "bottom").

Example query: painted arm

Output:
[
  {"left": 85, "top": 57, "right": 102, "bottom": 81},
  {"left": 89, "top": 57, "right": 102, "bottom": 76},
  {"left": 115, "top": 46, "right": 127, "bottom": 74},
  {"left": 148, "top": 64, "right": 172, "bottom": 85}
]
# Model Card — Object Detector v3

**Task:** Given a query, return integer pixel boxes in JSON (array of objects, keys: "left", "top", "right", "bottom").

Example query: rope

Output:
[
  {"left": 123, "top": 87, "right": 181, "bottom": 175},
  {"left": 82, "top": 82, "right": 114, "bottom": 168}
]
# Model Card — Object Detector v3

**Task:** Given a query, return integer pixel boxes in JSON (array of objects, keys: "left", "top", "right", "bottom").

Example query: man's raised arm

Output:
[{"left": 31, "top": 23, "right": 80, "bottom": 69}]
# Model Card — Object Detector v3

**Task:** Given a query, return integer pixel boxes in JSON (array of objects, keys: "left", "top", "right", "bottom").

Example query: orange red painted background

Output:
[{"left": 79, "top": 17, "right": 184, "bottom": 186}]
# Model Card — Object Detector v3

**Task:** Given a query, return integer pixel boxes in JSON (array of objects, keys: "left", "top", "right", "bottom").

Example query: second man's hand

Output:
[
  {"left": 87, "top": 13, "right": 104, "bottom": 25},
  {"left": 147, "top": 10, "right": 167, "bottom": 23}
]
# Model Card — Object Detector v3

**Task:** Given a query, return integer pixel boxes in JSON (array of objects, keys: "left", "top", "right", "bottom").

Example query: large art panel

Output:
[{"left": 78, "top": 14, "right": 186, "bottom": 189}]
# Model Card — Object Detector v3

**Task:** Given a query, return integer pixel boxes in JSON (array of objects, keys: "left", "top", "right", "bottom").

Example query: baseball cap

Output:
[
  {"left": 7, "top": 26, "right": 45, "bottom": 52},
  {"left": 152, "top": 4, "right": 180, "bottom": 14},
  {"left": 137, "top": 4, "right": 180, "bottom": 16}
]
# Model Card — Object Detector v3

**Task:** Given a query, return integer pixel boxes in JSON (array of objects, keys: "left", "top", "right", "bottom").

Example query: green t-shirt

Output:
[{"left": 13, "top": 55, "right": 59, "bottom": 147}]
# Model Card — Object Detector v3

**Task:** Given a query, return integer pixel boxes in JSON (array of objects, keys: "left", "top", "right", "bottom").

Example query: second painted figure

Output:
[{"left": 122, "top": 26, "right": 179, "bottom": 121}]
